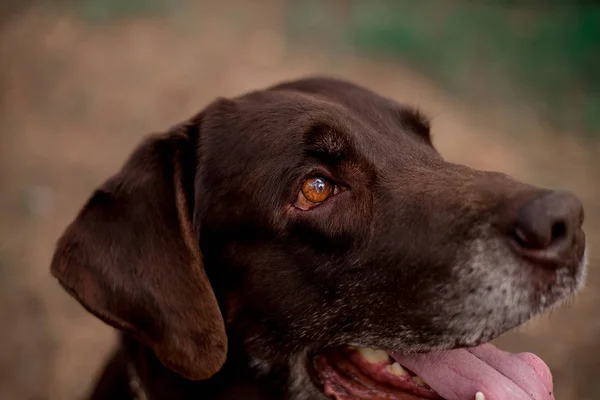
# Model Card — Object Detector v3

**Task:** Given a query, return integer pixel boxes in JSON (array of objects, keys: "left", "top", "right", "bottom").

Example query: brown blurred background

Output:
[{"left": 0, "top": 1, "right": 599, "bottom": 399}]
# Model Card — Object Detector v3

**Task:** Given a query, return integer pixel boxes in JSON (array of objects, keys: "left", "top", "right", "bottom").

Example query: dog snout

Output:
[{"left": 506, "top": 190, "right": 584, "bottom": 267}]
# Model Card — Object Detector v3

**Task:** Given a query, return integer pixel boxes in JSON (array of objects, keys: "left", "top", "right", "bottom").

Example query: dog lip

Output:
[{"left": 307, "top": 342, "right": 547, "bottom": 398}]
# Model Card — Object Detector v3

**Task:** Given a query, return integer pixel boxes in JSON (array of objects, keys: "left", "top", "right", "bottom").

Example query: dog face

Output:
[{"left": 51, "top": 77, "right": 586, "bottom": 400}]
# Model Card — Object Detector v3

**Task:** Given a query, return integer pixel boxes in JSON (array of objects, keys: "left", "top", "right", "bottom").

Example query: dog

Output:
[{"left": 50, "top": 77, "right": 587, "bottom": 400}]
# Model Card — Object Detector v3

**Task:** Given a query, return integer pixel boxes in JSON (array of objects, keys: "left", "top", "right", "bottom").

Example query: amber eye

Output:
[
  {"left": 302, "top": 177, "right": 332, "bottom": 202},
  {"left": 295, "top": 177, "right": 334, "bottom": 210}
]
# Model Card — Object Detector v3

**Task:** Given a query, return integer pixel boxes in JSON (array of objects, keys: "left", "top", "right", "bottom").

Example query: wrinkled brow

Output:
[{"left": 304, "top": 124, "right": 351, "bottom": 163}]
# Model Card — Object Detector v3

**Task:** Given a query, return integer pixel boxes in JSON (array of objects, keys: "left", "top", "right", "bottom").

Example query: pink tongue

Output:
[{"left": 392, "top": 343, "right": 554, "bottom": 400}]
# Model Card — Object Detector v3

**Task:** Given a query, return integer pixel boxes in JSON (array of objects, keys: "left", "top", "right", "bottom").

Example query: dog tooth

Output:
[
  {"left": 475, "top": 392, "right": 485, "bottom": 400},
  {"left": 386, "top": 362, "right": 409, "bottom": 377},
  {"left": 412, "top": 376, "right": 426, "bottom": 385},
  {"left": 356, "top": 347, "right": 390, "bottom": 364}
]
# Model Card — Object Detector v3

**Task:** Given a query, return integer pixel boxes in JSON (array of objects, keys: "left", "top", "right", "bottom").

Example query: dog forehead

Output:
[
  {"left": 268, "top": 77, "right": 430, "bottom": 134},
  {"left": 202, "top": 81, "right": 440, "bottom": 173},
  {"left": 235, "top": 87, "right": 354, "bottom": 125},
  {"left": 235, "top": 86, "right": 423, "bottom": 143}
]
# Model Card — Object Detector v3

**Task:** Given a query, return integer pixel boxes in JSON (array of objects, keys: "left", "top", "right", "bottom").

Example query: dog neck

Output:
[
  {"left": 120, "top": 334, "right": 282, "bottom": 400},
  {"left": 127, "top": 361, "right": 148, "bottom": 400}
]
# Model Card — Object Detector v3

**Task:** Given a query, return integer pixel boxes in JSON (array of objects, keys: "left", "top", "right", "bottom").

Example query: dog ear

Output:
[{"left": 50, "top": 123, "right": 227, "bottom": 380}]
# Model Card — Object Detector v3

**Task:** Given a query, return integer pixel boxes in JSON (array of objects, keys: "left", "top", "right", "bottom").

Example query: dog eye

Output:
[
  {"left": 295, "top": 177, "right": 335, "bottom": 210},
  {"left": 302, "top": 177, "right": 332, "bottom": 203}
]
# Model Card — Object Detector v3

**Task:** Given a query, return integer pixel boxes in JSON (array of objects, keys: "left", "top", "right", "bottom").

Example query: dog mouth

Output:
[{"left": 310, "top": 344, "right": 554, "bottom": 400}]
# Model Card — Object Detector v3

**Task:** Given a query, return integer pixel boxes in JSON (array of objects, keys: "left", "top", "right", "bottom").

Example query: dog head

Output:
[{"left": 51, "top": 77, "right": 587, "bottom": 399}]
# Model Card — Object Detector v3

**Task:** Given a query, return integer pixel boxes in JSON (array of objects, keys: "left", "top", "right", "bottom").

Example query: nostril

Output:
[
  {"left": 513, "top": 227, "right": 527, "bottom": 247},
  {"left": 513, "top": 227, "right": 534, "bottom": 249},
  {"left": 511, "top": 223, "right": 552, "bottom": 250},
  {"left": 551, "top": 221, "right": 567, "bottom": 243}
]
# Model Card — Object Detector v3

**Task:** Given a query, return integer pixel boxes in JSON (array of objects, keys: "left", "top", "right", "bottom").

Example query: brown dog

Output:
[{"left": 51, "top": 77, "right": 587, "bottom": 400}]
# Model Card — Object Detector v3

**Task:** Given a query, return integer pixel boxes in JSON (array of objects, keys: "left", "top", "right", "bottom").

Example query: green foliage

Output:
[
  {"left": 286, "top": 0, "right": 600, "bottom": 136},
  {"left": 71, "top": 0, "right": 174, "bottom": 22}
]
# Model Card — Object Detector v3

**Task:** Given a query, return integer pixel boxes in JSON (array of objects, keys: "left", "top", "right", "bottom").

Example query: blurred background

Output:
[{"left": 0, "top": 0, "right": 598, "bottom": 399}]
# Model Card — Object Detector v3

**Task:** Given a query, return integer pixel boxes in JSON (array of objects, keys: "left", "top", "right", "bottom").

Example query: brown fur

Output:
[{"left": 50, "top": 77, "right": 586, "bottom": 399}]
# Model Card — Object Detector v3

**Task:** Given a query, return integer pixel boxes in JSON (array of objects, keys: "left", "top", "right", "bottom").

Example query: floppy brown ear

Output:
[{"left": 50, "top": 125, "right": 227, "bottom": 380}]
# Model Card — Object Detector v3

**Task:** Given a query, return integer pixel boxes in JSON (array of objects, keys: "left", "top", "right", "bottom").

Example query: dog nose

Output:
[{"left": 509, "top": 190, "right": 584, "bottom": 264}]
